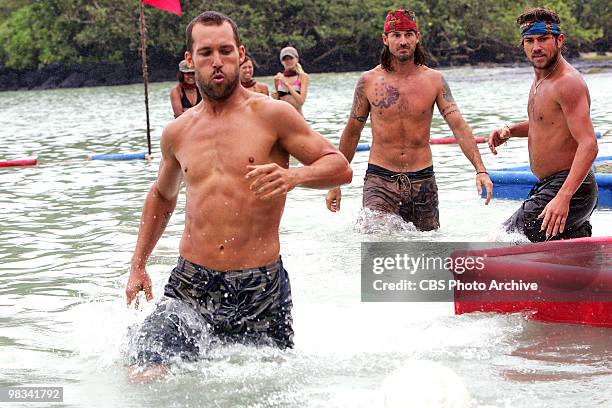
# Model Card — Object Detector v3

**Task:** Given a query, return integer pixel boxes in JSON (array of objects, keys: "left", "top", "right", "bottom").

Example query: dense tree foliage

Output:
[{"left": 0, "top": 0, "right": 609, "bottom": 72}]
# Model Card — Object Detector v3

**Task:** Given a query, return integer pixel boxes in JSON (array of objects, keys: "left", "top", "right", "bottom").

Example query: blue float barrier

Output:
[
  {"left": 497, "top": 155, "right": 612, "bottom": 172},
  {"left": 485, "top": 169, "right": 612, "bottom": 207},
  {"left": 88, "top": 152, "right": 149, "bottom": 161}
]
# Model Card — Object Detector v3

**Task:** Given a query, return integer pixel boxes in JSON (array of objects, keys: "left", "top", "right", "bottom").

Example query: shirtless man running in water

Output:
[
  {"left": 489, "top": 8, "right": 598, "bottom": 241},
  {"left": 125, "top": 11, "right": 352, "bottom": 378},
  {"left": 326, "top": 9, "right": 492, "bottom": 231}
]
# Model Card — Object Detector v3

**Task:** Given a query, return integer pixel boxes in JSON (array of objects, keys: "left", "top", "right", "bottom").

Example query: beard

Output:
[
  {"left": 530, "top": 44, "right": 560, "bottom": 70},
  {"left": 197, "top": 67, "right": 240, "bottom": 101},
  {"left": 393, "top": 46, "right": 414, "bottom": 63}
]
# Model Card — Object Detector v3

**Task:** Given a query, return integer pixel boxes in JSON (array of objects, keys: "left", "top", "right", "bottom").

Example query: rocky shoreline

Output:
[{"left": 0, "top": 57, "right": 609, "bottom": 93}]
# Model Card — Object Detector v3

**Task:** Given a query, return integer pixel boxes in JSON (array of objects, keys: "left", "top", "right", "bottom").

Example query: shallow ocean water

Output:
[{"left": 0, "top": 65, "right": 611, "bottom": 407}]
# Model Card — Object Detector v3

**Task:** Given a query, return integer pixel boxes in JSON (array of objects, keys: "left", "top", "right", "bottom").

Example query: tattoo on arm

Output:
[
  {"left": 441, "top": 103, "right": 459, "bottom": 119},
  {"left": 349, "top": 76, "right": 370, "bottom": 122},
  {"left": 350, "top": 113, "right": 368, "bottom": 122},
  {"left": 442, "top": 77, "right": 455, "bottom": 103},
  {"left": 161, "top": 211, "right": 172, "bottom": 229}
]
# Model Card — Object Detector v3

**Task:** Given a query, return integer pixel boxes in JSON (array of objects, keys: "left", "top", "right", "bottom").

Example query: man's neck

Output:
[
  {"left": 202, "top": 86, "right": 245, "bottom": 116},
  {"left": 391, "top": 58, "right": 419, "bottom": 75},
  {"left": 534, "top": 55, "right": 564, "bottom": 81}
]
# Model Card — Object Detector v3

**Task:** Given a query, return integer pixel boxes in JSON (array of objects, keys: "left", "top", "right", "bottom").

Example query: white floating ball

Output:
[{"left": 381, "top": 360, "right": 472, "bottom": 408}]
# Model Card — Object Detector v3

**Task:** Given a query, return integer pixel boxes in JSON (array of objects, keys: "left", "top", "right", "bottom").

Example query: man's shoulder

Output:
[
  {"left": 554, "top": 63, "right": 588, "bottom": 100},
  {"left": 365, "top": 65, "right": 383, "bottom": 77},
  {"left": 163, "top": 110, "right": 192, "bottom": 139},
  {"left": 358, "top": 66, "right": 383, "bottom": 85},
  {"left": 416, "top": 66, "right": 442, "bottom": 80},
  {"left": 248, "top": 92, "right": 294, "bottom": 116}
]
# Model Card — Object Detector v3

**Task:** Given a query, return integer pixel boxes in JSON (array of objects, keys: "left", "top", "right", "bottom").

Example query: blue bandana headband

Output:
[{"left": 521, "top": 20, "right": 562, "bottom": 37}]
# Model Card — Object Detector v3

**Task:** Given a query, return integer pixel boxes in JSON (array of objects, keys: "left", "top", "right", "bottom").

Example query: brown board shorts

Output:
[{"left": 362, "top": 163, "right": 440, "bottom": 231}]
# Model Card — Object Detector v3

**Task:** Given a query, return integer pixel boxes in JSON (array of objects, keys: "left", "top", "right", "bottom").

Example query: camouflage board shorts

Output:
[
  {"left": 504, "top": 169, "right": 597, "bottom": 242},
  {"left": 363, "top": 163, "right": 440, "bottom": 231},
  {"left": 129, "top": 256, "right": 294, "bottom": 365}
]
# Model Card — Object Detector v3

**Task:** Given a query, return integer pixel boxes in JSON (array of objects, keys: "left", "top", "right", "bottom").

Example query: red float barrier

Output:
[
  {"left": 453, "top": 237, "right": 612, "bottom": 328},
  {"left": 430, "top": 136, "right": 486, "bottom": 145},
  {"left": 0, "top": 158, "right": 37, "bottom": 167}
]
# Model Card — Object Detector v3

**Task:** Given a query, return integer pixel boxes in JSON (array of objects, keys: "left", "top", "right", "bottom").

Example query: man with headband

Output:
[
  {"left": 325, "top": 9, "right": 492, "bottom": 231},
  {"left": 488, "top": 8, "right": 598, "bottom": 241}
]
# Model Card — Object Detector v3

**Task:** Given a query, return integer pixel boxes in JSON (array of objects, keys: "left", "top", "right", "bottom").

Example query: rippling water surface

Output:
[{"left": 1, "top": 65, "right": 611, "bottom": 407}]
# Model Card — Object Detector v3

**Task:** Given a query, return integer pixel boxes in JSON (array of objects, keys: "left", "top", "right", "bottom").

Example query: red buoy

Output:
[{"left": 0, "top": 158, "right": 37, "bottom": 167}]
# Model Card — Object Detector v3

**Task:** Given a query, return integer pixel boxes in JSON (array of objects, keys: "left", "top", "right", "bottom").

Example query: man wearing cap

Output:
[
  {"left": 272, "top": 46, "right": 309, "bottom": 115},
  {"left": 325, "top": 9, "right": 492, "bottom": 231},
  {"left": 170, "top": 59, "right": 203, "bottom": 118},
  {"left": 488, "top": 7, "right": 598, "bottom": 242}
]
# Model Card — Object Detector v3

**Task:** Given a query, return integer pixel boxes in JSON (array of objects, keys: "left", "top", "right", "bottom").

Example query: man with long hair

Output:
[
  {"left": 488, "top": 8, "right": 598, "bottom": 241},
  {"left": 326, "top": 9, "right": 492, "bottom": 231},
  {"left": 125, "top": 10, "right": 352, "bottom": 380}
]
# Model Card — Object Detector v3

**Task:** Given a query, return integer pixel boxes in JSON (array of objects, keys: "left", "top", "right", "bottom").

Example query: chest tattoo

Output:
[{"left": 372, "top": 84, "right": 400, "bottom": 109}]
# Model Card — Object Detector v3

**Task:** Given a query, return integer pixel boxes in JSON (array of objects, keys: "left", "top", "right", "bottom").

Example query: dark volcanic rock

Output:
[{"left": 59, "top": 72, "right": 89, "bottom": 88}]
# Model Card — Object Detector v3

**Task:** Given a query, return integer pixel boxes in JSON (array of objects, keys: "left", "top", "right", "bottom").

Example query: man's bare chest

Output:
[
  {"left": 367, "top": 78, "right": 435, "bottom": 119},
  {"left": 175, "top": 121, "right": 277, "bottom": 182}
]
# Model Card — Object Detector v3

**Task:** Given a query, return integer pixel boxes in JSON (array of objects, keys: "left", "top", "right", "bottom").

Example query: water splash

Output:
[{"left": 354, "top": 208, "right": 417, "bottom": 234}]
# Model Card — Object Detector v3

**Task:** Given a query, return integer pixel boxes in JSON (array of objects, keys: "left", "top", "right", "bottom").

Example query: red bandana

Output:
[{"left": 383, "top": 9, "right": 418, "bottom": 33}]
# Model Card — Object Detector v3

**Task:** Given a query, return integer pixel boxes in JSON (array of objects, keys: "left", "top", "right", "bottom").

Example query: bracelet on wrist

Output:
[{"left": 476, "top": 171, "right": 489, "bottom": 176}]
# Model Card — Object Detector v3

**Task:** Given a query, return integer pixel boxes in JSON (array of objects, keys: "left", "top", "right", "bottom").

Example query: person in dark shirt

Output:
[{"left": 170, "top": 60, "right": 203, "bottom": 118}]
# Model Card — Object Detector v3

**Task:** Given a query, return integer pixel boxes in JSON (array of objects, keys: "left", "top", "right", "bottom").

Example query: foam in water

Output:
[
  {"left": 355, "top": 208, "right": 418, "bottom": 234},
  {"left": 380, "top": 360, "right": 472, "bottom": 408}
]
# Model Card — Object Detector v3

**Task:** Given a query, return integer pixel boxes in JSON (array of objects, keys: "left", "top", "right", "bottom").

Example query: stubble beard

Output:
[
  {"left": 197, "top": 67, "right": 240, "bottom": 101},
  {"left": 394, "top": 46, "right": 414, "bottom": 64},
  {"left": 530, "top": 43, "right": 560, "bottom": 70}
]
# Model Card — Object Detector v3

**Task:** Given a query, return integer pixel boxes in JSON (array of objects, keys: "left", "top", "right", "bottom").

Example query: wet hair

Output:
[
  {"left": 517, "top": 7, "right": 565, "bottom": 52},
  {"left": 517, "top": 7, "right": 561, "bottom": 28},
  {"left": 185, "top": 11, "right": 241, "bottom": 53},
  {"left": 380, "top": 40, "right": 425, "bottom": 71}
]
